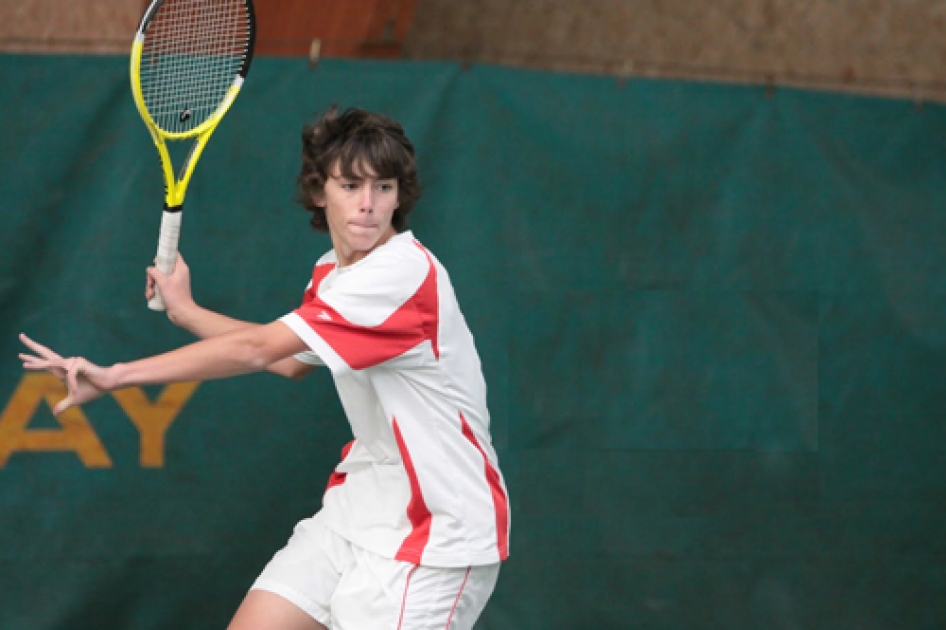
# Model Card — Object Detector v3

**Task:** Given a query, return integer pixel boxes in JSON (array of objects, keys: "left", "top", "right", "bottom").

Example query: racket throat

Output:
[{"left": 178, "top": 142, "right": 200, "bottom": 181}]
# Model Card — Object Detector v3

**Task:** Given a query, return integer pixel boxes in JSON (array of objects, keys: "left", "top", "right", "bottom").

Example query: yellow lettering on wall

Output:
[
  {"left": 0, "top": 373, "right": 112, "bottom": 468},
  {"left": 111, "top": 382, "right": 199, "bottom": 468}
]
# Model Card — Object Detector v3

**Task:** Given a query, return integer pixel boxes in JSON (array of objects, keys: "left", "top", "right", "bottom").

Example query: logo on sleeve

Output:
[{"left": 318, "top": 310, "right": 333, "bottom": 322}]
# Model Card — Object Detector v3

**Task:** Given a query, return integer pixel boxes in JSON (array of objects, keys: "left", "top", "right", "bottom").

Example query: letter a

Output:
[{"left": 0, "top": 373, "right": 112, "bottom": 468}]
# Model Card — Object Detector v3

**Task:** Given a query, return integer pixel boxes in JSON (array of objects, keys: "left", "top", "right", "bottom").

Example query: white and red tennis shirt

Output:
[{"left": 279, "top": 231, "right": 509, "bottom": 568}]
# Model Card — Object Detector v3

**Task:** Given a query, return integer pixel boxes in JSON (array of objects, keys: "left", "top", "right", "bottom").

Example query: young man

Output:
[{"left": 20, "top": 107, "right": 509, "bottom": 630}]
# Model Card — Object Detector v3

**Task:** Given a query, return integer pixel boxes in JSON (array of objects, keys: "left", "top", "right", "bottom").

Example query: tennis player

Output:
[{"left": 19, "top": 106, "right": 509, "bottom": 630}]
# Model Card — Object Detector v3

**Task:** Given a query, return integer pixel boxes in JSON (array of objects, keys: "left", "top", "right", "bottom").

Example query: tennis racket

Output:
[{"left": 130, "top": 0, "right": 256, "bottom": 310}]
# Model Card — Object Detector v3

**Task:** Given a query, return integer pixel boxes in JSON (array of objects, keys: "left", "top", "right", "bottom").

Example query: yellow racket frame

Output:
[
  {"left": 130, "top": 20, "right": 251, "bottom": 311},
  {"left": 129, "top": 36, "right": 245, "bottom": 210}
]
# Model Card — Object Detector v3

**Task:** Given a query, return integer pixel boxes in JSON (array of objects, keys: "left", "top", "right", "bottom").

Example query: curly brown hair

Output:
[{"left": 296, "top": 106, "right": 420, "bottom": 232}]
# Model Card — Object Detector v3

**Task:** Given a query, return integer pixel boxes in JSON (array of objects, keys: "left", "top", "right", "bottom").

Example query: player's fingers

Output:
[
  {"left": 53, "top": 394, "right": 74, "bottom": 415},
  {"left": 147, "top": 265, "right": 167, "bottom": 283},
  {"left": 19, "top": 353, "right": 49, "bottom": 368},
  {"left": 19, "top": 333, "right": 49, "bottom": 356},
  {"left": 163, "top": 254, "right": 189, "bottom": 282},
  {"left": 145, "top": 268, "right": 157, "bottom": 299},
  {"left": 19, "top": 333, "right": 61, "bottom": 360},
  {"left": 19, "top": 353, "right": 68, "bottom": 381},
  {"left": 65, "top": 357, "right": 82, "bottom": 398},
  {"left": 147, "top": 265, "right": 170, "bottom": 298}
]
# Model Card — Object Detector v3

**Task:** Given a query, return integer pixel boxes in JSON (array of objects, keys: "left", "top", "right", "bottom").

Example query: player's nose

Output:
[{"left": 359, "top": 185, "right": 374, "bottom": 212}]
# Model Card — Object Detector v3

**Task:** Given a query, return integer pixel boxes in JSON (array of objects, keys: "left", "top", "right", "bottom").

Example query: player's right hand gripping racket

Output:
[{"left": 130, "top": 0, "right": 256, "bottom": 310}]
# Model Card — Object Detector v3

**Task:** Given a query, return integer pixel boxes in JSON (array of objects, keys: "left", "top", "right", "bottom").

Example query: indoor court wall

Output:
[{"left": 1, "top": 53, "right": 945, "bottom": 629}]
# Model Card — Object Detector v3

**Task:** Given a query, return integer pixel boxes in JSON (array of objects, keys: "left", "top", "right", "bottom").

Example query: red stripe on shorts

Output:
[
  {"left": 397, "top": 564, "right": 419, "bottom": 630},
  {"left": 444, "top": 566, "right": 472, "bottom": 629}
]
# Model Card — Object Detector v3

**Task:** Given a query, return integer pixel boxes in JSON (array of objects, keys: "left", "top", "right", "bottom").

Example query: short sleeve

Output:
[{"left": 281, "top": 239, "right": 440, "bottom": 373}]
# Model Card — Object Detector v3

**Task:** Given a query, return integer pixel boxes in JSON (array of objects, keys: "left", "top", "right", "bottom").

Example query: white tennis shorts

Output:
[{"left": 251, "top": 514, "right": 500, "bottom": 630}]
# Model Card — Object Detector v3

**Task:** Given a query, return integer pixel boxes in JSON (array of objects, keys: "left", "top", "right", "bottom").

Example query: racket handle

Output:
[{"left": 148, "top": 209, "right": 183, "bottom": 311}]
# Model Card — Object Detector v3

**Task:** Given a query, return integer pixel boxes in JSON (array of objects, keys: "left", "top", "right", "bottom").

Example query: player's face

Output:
[{"left": 317, "top": 162, "right": 399, "bottom": 267}]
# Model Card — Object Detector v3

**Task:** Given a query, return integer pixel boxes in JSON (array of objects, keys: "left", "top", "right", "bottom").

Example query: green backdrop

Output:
[{"left": 1, "top": 54, "right": 945, "bottom": 629}]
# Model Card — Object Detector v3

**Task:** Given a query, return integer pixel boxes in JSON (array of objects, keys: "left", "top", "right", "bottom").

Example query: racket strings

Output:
[{"left": 140, "top": 0, "right": 251, "bottom": 134}]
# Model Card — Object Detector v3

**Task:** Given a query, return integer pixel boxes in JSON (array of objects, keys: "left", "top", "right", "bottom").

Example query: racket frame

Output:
[{"left": 129, "top": 0, "right": 256, "bottom": 309}]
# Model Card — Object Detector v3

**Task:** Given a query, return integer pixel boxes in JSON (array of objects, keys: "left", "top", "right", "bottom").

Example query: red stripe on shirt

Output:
[
  {"left": 302, "top": 263, "right": 335, "bottom": 303},
  {"left": 459, "top": 412, "right": 509, "bottom": 560},
  {"left": 412, "top": 241, "right": 440, "bottom": 360},
  {"left": 392, "top": 418, "right": 432, "bottom": 564},
  {"left": 294, "top": 249, "right": 439, "bottom": 370},
  {"left": 324, "top": 439, "right": 355, "bottom": 494}
]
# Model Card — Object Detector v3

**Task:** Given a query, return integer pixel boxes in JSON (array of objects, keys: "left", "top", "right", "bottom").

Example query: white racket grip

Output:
[{"left": 148, "top": 209, "right": 182, "bottom": 311}]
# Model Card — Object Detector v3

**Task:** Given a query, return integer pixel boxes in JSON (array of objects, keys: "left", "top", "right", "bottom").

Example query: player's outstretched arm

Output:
[
  {"left": 19, "top": 320, "right": 308, "bottom": 414},
  {"left": 146, "top": 255, "right": 316, "bottom": 380}
]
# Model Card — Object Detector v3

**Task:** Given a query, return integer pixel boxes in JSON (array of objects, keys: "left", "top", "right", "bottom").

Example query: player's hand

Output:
[
  {"left": 147, "top": 254, "right": 196, "bottom": 325},
  {"left": 18, "top": 334, "right": 111, "bottom": 414}
]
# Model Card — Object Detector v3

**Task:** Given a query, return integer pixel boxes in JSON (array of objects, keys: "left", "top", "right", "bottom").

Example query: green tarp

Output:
[{"left": 1, "top": 54, "right": 945, "bottom": 628}]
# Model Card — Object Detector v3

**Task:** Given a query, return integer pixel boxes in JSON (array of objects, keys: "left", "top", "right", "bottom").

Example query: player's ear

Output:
[{"left": 312, "top": 191, "right": 326, "bottom": 208}]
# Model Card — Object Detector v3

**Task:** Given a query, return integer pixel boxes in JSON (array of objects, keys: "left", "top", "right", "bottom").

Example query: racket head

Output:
[{"left": 131, "top": 0, "right": 256, "bottom": 139}]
